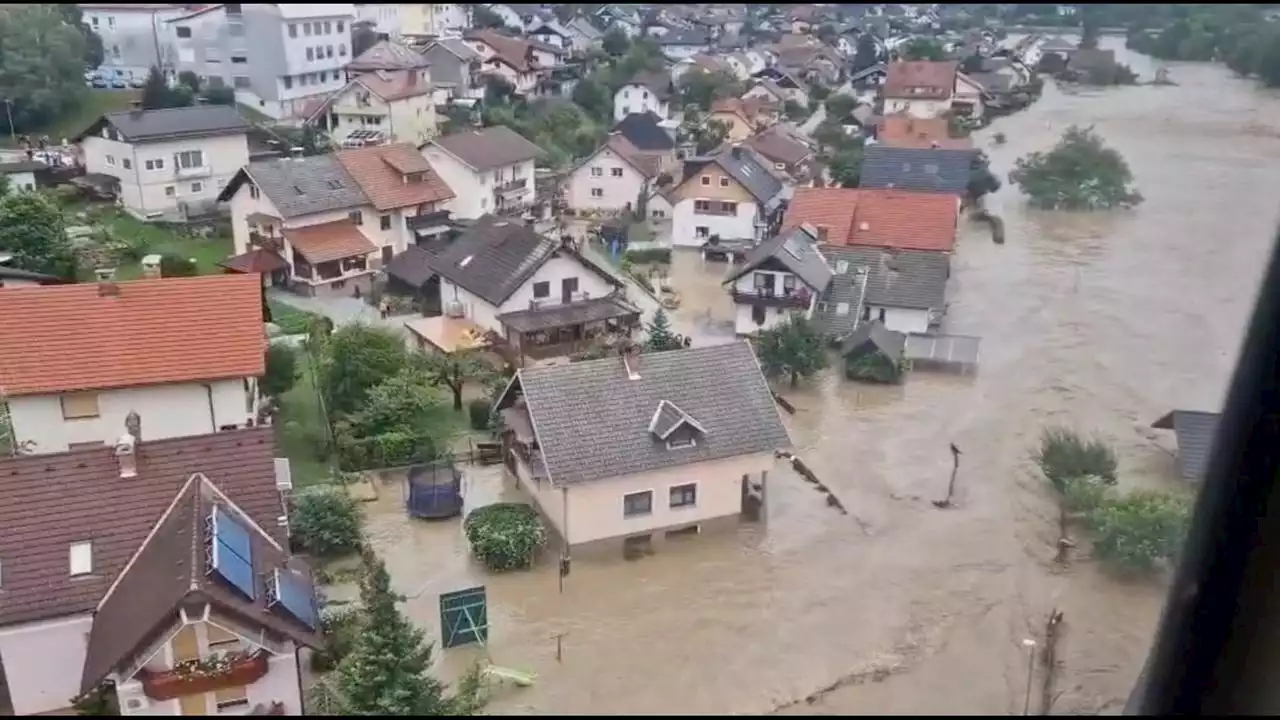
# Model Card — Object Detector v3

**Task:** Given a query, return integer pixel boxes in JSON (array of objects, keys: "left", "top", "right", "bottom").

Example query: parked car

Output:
[
  {"left": 129, "top": 77, "right": 145, "bottom": 89},
  {"left": 111, "top": 78, "right": 128, "bottom": 89},
  {"left": 83, "top": 70, "right": 97, "bottom": 82},
  {"left": 91, "top": 77, "right": 109, "bottom": 89}
]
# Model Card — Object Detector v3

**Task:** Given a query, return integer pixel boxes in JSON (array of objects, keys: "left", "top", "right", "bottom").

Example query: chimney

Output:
[
  {"left": 619, "top": 344, "right": 642, "bottom": 380},
  {"left": 98, "top": 281, "right": 121, "bottom": 297},
  {"left": 114, "top": 433, "right": 138, "bottom": 479},
  {"left": 125, "top": 410, "right": 142, "bottom": 443}
]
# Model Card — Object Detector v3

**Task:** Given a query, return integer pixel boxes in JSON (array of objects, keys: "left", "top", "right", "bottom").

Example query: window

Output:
[
  {"left": 835, "top": 260, "right": 849, "bottom": 274},
  {"left": 337, "top": 21, "right": 344, "bottom": 33},
  {"left": 611, "top": 167, "right": 624, "bottom": 178},
  {"left": 207, "top": 624, "right": 240, "bottom": 649},
  {"left": 339, "top": 43, "right": 347, "bottom": 56},
  {"left": 700, "top": 175, "right": 710, "bottom": 186},
  {"left": 176, "top": 26, "right": 192, "bottom": 39},
  {"left": 532, "top": 281, "right": 550, "bottom": 298},
  {"left": 837, "top": 302, "right": 851, "bottom": 316},
  {"left": 380, "top": 214, "right": 392, "bottom": 230},
  {"left": 283, "top": 75, "right": 293, "bottom": 90},
  {"left": 191, "top": 182, "right": 204, "bottom": 193},
  {"left": 719, "top": 177, "right": 730, "bottom": 187},
  {"left": 670, "top": 483, "right": 697, "bottom": 507},
  {"left": 862, "top": 304, "right": 872, "bottom": 321},
  {"left": 69, "top": 542, "right": 93, "bottom": 576},
  {"left": 177, "top": 150, "right": 204, "bottom": 169},
  {"left": 108, "top": 16, "right": 115, "bottom": 28},
  {"left": 304, "top": 22, "right": 313, "bottom": 36},
  {"left": 624, "top": 89, "right": 630, "bottom": 99},
  {"left": 306, "top": 47, "right": 314, "bottom": 61},
  {"left": 234, "top": 75, "right": 251, "bottom": 89},
  {"left": 91, "top": 16, "right": 98, "bottom": 27},
  {"left": 312, "top": 22, "right": 322, "bottom": 35},
  {"left": 775, "top": 162, "right": 787, "bottom": 171},
  {"left": 122, "top": 158, "right": 132, "bottom": 170},
  {"left": 165, "top": 186, "right": 176, "bottom": 197},
  {"left": 326, "top": 45, "right": 334, "bottom": 59},
  {"left": 61, "top": 392, "right": 100, "bottom": 420},
  {"left": 105, "top": 154, "right": 115, "bottom": 167},
  {"left": 623, "top": 490, "right": 653, "bottom": 517},
  {"left": 231, "top": 55, "right": 247, "bottom": 64},
  {"left": 214, "top": 686, "right": 249, "bottom": 712},
  {"left": 324, "top": 21, "right": 332, "bottom": 34},
  {"left": 643, "top": 90, "right": 649, "bottom": 100},
  {"left": 249, "top": 184, "right": 260, "bottom": 200},
  {"left": 591, "top": 166, "right": 602, "bottom": 177},
  {"left": 349, "top": 210, "right": 363, "bottom": 225},
  {"left": 591, "top": 188, "right": 603, "bottom": 198},
  {"left": 112, "top": 45, "right": 121, "bottom": 59},
  {"left": 878, "top": 307, "right": 886, "bottom": 323},
  {"left": 289, "top": 23, "right": 297, "bottom": 37},
  {"left": 695, "top": 226, "right": 709, "bottom": 238},
  {"left": 299, "top": 74, "right": 308, "bottom": 86},
  {"left": 720, "top": 201, "right": 737, "bottom": 213}
]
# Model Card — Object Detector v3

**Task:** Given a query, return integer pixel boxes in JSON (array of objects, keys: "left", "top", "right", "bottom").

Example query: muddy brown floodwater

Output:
[{"left": 357, "top": 36, "right": 1280, "bottom": 715}]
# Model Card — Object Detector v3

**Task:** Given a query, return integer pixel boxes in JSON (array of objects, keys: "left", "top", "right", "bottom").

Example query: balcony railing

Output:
[
  {"left": 495, "top": 177, "right": 529, "bottom": 196},
  {"left": 138, "top": 650, "right": 269, "bottom": 701},
  {"left": 730, "top": 288, "right": 813, "bottom": 309},
  {"left": 175, "top": 164, "right": 212, "bottom": 180}
]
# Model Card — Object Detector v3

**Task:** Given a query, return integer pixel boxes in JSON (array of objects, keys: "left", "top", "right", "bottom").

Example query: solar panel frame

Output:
[
  {"left": 273, "top": 568, "right": 319, "bottom": 630},
  {"left": 213, "top": 507, "right": 254, "bottom": 564}
]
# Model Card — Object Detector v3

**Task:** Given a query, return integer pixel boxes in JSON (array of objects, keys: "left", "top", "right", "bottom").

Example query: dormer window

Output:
[
  {"left": 70, "top": 541, "right": 94, "bottom": 576},
  {"left": 648, "top": 399, "right": 706, "bottom": 449}
]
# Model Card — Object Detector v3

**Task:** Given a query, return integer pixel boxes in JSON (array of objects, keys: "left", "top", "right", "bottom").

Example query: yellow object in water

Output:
[{"left": 483, "top": 664, "right": 537, "bottom": 687}]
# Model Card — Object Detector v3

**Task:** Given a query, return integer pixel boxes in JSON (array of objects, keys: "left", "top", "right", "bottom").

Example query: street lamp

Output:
[{"left": 1022, "top": 638, "right": 1038, "bottom": 716}]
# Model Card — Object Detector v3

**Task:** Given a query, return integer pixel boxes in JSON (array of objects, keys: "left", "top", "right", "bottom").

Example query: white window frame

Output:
[
  {"left": 669, "top": 482, "right": 698, "bottom": 507},
  {"left": 590, "top": 187, "right": 603, "bottom": 198},
  {"left": 590, "top": 166, "right": 602, "bottom": 177},
  {"left": 69, "top": 541, "right": 94, "bottom": 576},
  {"left": 177, "top": 150, "right": 204, "bottom": 169},
  {"left": 622, "top": 489, "right": 654, "bottom": 518}
]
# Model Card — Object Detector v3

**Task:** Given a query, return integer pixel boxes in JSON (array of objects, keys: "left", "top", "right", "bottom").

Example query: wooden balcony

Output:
[
  {"left": 731, "top": 288, "right": 813, "bottom": 309},
  {"left": 138, "top": 651, "right": 269, "bottom": 701}
]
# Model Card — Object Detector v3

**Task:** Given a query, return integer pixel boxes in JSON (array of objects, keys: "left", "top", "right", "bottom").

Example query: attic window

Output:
[
  {"left": 459, "top": 255, "right": 474, "bottom": 268},
  {"left": 326, "top": 179, "right": 345, "bottom": 189},
  {"left": 293, "top": 185, "right": 305, "bottom": 195},
  {"left": 70, "top": 541, "right": 94, "bottom": 576},
  {"left": 835, "top": 260, "right": 849, "bottom": 274}
]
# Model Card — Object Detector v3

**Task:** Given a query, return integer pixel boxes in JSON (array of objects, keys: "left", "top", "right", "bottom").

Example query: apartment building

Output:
[
  {"left": 80, "top": 3, "right": 187, "bottom": 80},
  {"left": 167, "top": 3, "right": 357, "bottom": 121},
  {"left": 399, "top": 3, "right": 471, "bottom": 36}
]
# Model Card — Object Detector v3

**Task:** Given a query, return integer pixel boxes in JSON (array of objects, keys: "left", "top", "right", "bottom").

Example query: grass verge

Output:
[{"left": 2, "top": 90, "right": 140, "bottom": 147}]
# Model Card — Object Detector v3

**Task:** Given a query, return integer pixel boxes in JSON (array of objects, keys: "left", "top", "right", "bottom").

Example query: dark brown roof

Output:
[
  {"left": 744, "top": 126, "right": 813, "bottom": 166},
  {"left": 430, "top": 126, "right": 543, "bottom": 171},
  {"left": 219, "top": 248, "right": 288, "bottom": 274},
  {"left": 80, "top": 473, "right": 321, "bottom": 693},
  {"left": 625, "top": 70, "right": 673, "bottom": 101},
  {"left": 283, "top": 220, "right": 379, "bottom": 263},
  {"left": 0, "top": 427, "right": 287, "bottom": 627}
]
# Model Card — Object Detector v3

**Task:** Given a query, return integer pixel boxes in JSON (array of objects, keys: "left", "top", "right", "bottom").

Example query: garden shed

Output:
[{"left": 841, "top": 321, "right": 908, "bottom": 384}]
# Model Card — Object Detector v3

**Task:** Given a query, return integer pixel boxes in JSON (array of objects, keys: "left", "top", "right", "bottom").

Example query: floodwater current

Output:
[{"left": 358, "top": 36, "right": 1280, "bottom": 715}]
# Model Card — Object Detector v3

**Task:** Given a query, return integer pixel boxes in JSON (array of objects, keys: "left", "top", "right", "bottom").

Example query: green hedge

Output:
[
  {"left": 463, "top": 503, "right": 547, "bottom": 572},
  {"left": 624, "top": 247, "right": 672, "bottom": 265},
  {"left": 468, "top": 398, "right": 491, "bottom": 431}
]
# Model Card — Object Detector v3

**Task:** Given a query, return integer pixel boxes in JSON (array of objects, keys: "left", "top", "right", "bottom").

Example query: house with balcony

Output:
[
  {"left": 421, "top": 126, "right": 542, "bottom": 219},
  {"left": 671, "top": 146, "right": 786, "bottom": 248},
  {"left": 335, "top": 142, "right": 457, "bottom": 252},
  {"left": 0, "top": 275, "right": 266, "bottom": 456},
  {"left": 419, "top": 37, "right": 486, "bottom": 101},
  {"left": 882, "top": 60, "right": 959, "bottom": 119},
  {"left": 166, "top": 3, "right": 357, "bottom": 122},
  {"left": 612, "top": 70, "right": 674, "bottom": 122},
  {"left": 0, "top": 425, "right": 317, "bottom": 716},
  {"left": 75, "top": 104, "right": 250, "bottom": 221},
  {"left": 385, "top": 214, "right": 638, "bottom": 365},
  {"left": 463, "top": 28, "right": 568, "bottom": 96},
  {"left": 219, "top": 154, "right": 381, "bottom": 296},
  {"left": 493, "top": 342, "right": 792, "bottom": 554},
  {"left": 722, "top": 225, "right": 832, "bottom": 335},
  {"left": 313, "top": 68, "right": 439, "bottom": 147}
]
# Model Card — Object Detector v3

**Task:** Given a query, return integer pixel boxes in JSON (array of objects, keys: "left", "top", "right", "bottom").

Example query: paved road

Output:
[{"left": 267, "top": 288, "right": 415, "bottom": 331}]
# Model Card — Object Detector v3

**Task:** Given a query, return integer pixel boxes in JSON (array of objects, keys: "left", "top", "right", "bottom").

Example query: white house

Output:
[
  {"left": 565, "top": 135, "right": 661, "bottom": 214},
  {"left": 613, "top": 70, "right": 674, "bottom": 122},
  {"left": 397, "top": 3, "right": 470, "bottom": 35},
  {"left": 314, "top": 69, "right": 439, "bottom": 146},
  {"left": 483, "top": 4, "right": 526, "bottom": 30},
  {"left": 821, "top": 246, "right": 951, "bottom": 335},
  {"left": 0, "top": 274, "right": 266, "bottom": 455},
  {"left": 75, "top": 104, "right": 250, "bottom": 222},
  {"left": 0, "top": 426, "right": 318, "bottom": 716},
  {"left": 355, "top": 2, "right": 403, "bottom": 36},
  {"left": 0, "top": 160, "right": 44, "bottom": 192},
  {"left": 528, "top": 20, "right": 574, "bottom": 51},
  {"left": 493, "top": 341, "right": 792, "bottom": 551},
  {"left": 421, "top": 126, "right": 542, "bottom": 219},
  {"left": 670, "top": 146, "right": 786, "bottom": 248},
  {"left": 952, "top": 71, "right": 987, "bottom": 119},
  {"left": 80, "top": 3, "right": 187, "bottom": 80},
  {"left": 464, "top": 28, "right": 567, "bottom": 96},
  {"left": 722, "top": 225, "right": 831, "bottom": 335}
]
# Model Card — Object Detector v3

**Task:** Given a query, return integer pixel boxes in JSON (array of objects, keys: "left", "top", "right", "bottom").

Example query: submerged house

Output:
[
  {"left": 841, "top": 321, "right": 907, "bottom": 383},
  {"left": 1151, "top": 410, "right": 1222, "bottom": 483},
  {"left": 494, "top": 342, "right": 792, "bottom": 553},
  {"left": 722, "top": 224, "right": 832, "bottom": 336}
]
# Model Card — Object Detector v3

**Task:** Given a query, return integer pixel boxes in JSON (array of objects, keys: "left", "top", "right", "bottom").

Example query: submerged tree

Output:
[
  {"left": 966, "top": 151, "right": 1002, "bottom": 203},
  {"left": 753, "top": 315, "right": 828, "bottom": 388},
  {"left": 1008, "top": 125, "right": 1143, "bottom": 210}
]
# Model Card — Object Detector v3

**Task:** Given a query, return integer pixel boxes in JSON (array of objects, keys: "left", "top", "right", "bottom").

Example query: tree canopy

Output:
[
  {"left": 852, "top": 34, "right": 880, "bottom": 72},
  {"left": 753, "top": 315, "right": 828, "bottom": 388},
  {"left": 319, "top": 324, "right": 416, "bottom": 416},
  {"left": 0, "top": 190, "right": 77, "bottom": 279},
  {"left": 1008, "top": 126, "right": 1143, "bottom": 210},
  {"left": 0, "top": 5, "right": 89, "bottom": 135},
  {"left": 644, "top": 309, "right": 687, "bottom": 352},
  {"left": 677, "top": 68, "right": 743, "bottom": 112},
  {"left": 898, "top": 38, "right": 946, "bottom": 61}
]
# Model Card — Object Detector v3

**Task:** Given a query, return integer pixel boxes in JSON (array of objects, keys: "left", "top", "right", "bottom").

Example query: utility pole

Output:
[{"left": 2, "top": 98, "right": 14, "bottom": 145}]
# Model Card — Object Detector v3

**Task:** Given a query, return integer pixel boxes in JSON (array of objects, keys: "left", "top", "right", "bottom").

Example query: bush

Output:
[
  {"left": 1086, "top": 490, "right": 1191, "bottom": 573},
  {"left": 463, "top": 503, "right": 547, "bottom": 572},
  {"left": 262, "top": 343, "right": 299, "bottom": 398},
  {"left": 467, "top": 398, "right": 492, "bottom": 431},
  {"left": 623, "top": 247, "right": 672, "bottom": 265},
  {"left": 292, "top": 486, "right": 364, "bottom": 558},
  {"left": 159, "top": 253, "right": 199, "bottom": 277},
  {"left": 310, "top": 606, "right": 364, "bottom": 672},
  {"left": 1036, "top": 427, "right": 1118, "bottom": 491},
  {"left": 1060, "top": 474, "right": 1115, "bottom": 513}
]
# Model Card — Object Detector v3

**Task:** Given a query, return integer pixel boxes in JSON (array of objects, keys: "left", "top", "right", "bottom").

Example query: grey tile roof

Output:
[
  {"left": 427, "top": 215, "right": 557, "bottom": 306},
  {"left": 625, "top": 70, "right": 674, "bottom": 100},
  {"left": 431, "top": 126, "right": 544, "bottom": 170},
  {"left": 658, "top": 29, "right": 711, "bottom": 46},
  {"left": 429, "top": 37, "right": 484, "bottom": 63},
  {"left": 384, "top": 245, "right": 436, "bottom": 288},
  {"left": 725, "top": 225, "right": 832, "bottom": 291},
  {"left": 812, "top": 262, "right": 868, "bottom": 339},
  {"left": 965, "top": 71, "right": 1014, "bottom": 93},
  {"left": 514, "top": 341, "right": 792, "bottom": 485},
  {"left": 346, "top": 39, "right": 429, "bottom": 71},
  {"left": 496, "top": 294, "right": 640, "bottom": 333},
  {"left": 611, "top": 112, "right": 675, "bottom": 152},
  {"left": 241, "top": 155, "right": 369, "bottom": 218},
  {"left": 1153, "top": 410, "right": 1222, "bottom": 482},
  {"left": 841, "top": 321, "right": 906, "bottom": 362},
  {"left": 860, "top": 144, "right": 975, "bottom": 195},
  {"left": 820, "top": 246, "right": 950, "bottom": 310},
  {"left": 568, "top": 16, "right": 603, "bottom": 41},
  {"left": 85, "top": 105, "right": 250, "bottom": 143}
]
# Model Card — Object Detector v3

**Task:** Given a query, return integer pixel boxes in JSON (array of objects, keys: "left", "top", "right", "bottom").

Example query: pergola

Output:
[{"left": 497, "top": 296, "right": 641, "bottom": 365}]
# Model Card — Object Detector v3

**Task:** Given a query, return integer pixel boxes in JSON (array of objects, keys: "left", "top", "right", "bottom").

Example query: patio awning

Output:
[
  {"left": 245, "top": 212, "right": 282, "bottom": 227},
  {"left": 283, "top": 220, "right": 378, "bottom": 263},
  {"left": 218, "top": 248, "right": 288, "bottom": 274},
  {"left": 496, "top": 295, "right": 641, "bottom": 334},
  {"left": 403, "top": 315, "right": 492, "bottom": 354}
]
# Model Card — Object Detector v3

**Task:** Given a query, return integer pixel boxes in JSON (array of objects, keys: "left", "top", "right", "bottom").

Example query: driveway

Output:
[{"left": 267, "top": 288, "right": 414, "bottom": 331}]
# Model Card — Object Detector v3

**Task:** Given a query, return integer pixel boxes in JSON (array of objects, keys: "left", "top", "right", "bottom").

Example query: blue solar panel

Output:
[
  {"left": 212, "top": 507, "right": 253, "bottom": 564},
  {"left": 212, "top": 541, "right": 257, "bottom": 600},
  {"left": 273, "top": 569, "right": 318, "bottom": 630}
]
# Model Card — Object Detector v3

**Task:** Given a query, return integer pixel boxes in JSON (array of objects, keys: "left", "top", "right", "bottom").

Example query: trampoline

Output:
[{"left": 406, "top": 461, "right": 464, "bottom": 520}]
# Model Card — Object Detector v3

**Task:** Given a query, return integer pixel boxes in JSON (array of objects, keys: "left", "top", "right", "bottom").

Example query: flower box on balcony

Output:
[{"left": 139, "top": 651, "right": 269, "bottom": 701}]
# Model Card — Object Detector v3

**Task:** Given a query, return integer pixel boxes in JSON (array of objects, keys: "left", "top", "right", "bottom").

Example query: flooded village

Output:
[{"left": 0, "top": 3, "right": 1277, "bottom": 718}]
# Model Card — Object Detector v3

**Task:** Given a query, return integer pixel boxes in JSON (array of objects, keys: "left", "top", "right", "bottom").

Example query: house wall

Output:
[
  {"left": 3, "top": 170, "right": 35, "bottom": 192},
  {"left": 565, "top": 147, "right": 648, "bottom": 213},
  {"left": 953, "top": 75, "right": 986, "bottom": 118},
  {"left": 330, "top": 78, "right": 438, "bottom": 146},
  {"left": 0, "top": 614, "right": 94, "bottom": 715},
  {"left": 355, "top": 3, "right": 402, "bottom": 36},
  {"left": 532, "top": 30, "right": 569, "bottom": 49},
  {"left": 613, "top": 83, "right": 670, "bottom": 122},
  {"left": 422, "top": 45, "right": 473, "bottom": 93},
  {"left": 883, "top": 97, "right": 952, "bottom": 119},
  {"left": 419, "top": 148, "right": 534, "bottom": 219},
  {"left": 7, "top": 378, "right": 256, "bottom": 454},
  {"left": 707, "top": 111, "right": 754, "bottom": 142},
  {"left": 670, "top": 164, "right": 758, "bottom": 247},
  {"left": 864, "top": 305, "right": 932, "bottom": 335},
  {"left": 439, "top": 254, "right": 616, "bottom": 334},
  {"left": 84, "top": 6, "right": 185, "bottom": 79},
  {"left": 82, "top": 132, "right": 249, "bottom": 219},
  {"left": 730, "top": 270, "right": 817, "bottom": 334}
]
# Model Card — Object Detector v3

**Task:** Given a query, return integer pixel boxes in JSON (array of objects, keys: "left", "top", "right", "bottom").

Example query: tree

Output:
[
  {"left": 351, "top": 21, "right": 380, "bottom": 57},
  {"left": 335, "top": 549, "right": 484, "bottom": 715},
  {"left": 571, "top": 76, "right": 612, "bottom": 124},
  {"left": 644, "top": 309, "right": 684, "bottom": 352},
  {"left": 177, "top": 70, "right": 202, "bottom": 94},
  {"left": 900, "top": 38, "right": 945, "bottom": 61},
  {"left": 0, "top": 190, "right": 77, "bottom": 279},
  {"left": 1009, "top": 126, "right": 1143, "bottom": 210},
  {"left": 141, "top": 66, "right": 192, "bottom": 110},
  {"left": 472, "top": 5, "right": 507, "bottom": 30},
  {"left": 319, "top": 324, "right": 412, "bottom": 416},
  {"left": 853, "top": 34, "right": 880, "bottom": 72},
  {"left": 262, "top": 343, "right": 299, "bottom": 398},
  {"left": 418, "top": 351, "right": 493, "bottom": 412},
  {"left": 463, "top": 503, "right": 547, "bottom": 571},
  {"left": 602, "top": 27, "right": 630, "bottom": 57},
  {"left": 823, "top": 94, "right": 857, "bottom": 122},
  {"left": 753, "top": 315, "right": 828, "bottom": 388},
  {"left": 332, "top": 369, "right": 456, "bottom": 470},
  {"left": 0, "top": 5, "right": 89, "bottom": 135},
  {"left": 783, "top": 100, "right": 808, "bottom": 122},
  {"left": 1087, "top": 490, "right": 1191, "bottom": 574},
  {"left": 1035, "top": 427, "right": 1118, "bottom": 493},
  {"left": 828, "top": 148, "right": 864, "bottom": 188},
  {"left": 966, "top": 151, "right": 1001, "bottom": 202},
  {"left": 292, "top": 485, "right": 363, "bottom": 557},
  {"left": 57, "top": 5, "right": 104, "bottom": 69},
  {"left": 202, "top": 86, "right": 237, "bottom": 106},
  {"left": 677, "top": 68, "right": 742, "bottom": 112}
]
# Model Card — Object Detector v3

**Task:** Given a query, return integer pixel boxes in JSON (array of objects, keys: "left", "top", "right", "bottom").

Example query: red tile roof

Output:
[
  {"left": 355, "top": 69, "right": 433, "bottom": 102},
  {"left": 0, "top": 274, "right": 265, "bottom": 396},
  {"left": 219, "top": 248, "right": 288, "bottom": 274},
  {"left": 335, "top": 142, "right": 455, "bottom": 211},
  {"left": 283, "top": 220, "right": 379, "bottom": 263},
  {"left": 884, "top": 61, "right": 959, "bottom": 100},
  {"left": 0, "top": 427, "right": 286, "bottom": 626},
  {"left": 783, "top": 187, "right": 959, "bottom": 252},
  {"left": 877, "top": 115, "right": 973, "bottom": 150}
]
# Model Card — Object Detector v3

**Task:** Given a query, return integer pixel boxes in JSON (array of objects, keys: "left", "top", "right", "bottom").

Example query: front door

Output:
[
  {"left": 381, "top": 245, "right": 394, "bottom": 265},
  {"left": 561, "top": 277, "right": 578, "bottom": 304}
]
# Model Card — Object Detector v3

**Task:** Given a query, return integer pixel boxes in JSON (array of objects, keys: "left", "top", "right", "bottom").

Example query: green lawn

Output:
[
  {"left": 267, "top": 299, "right": 327, "bottom": 335},
  {"left": 276, "top": 358, "right": 337, "bottom": 489},
  {"left": 64, "top": 203, "right": 233, "bottom": 281},
  {"left": 2, "top": 90, "right": 140, "bottom": 147}
]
